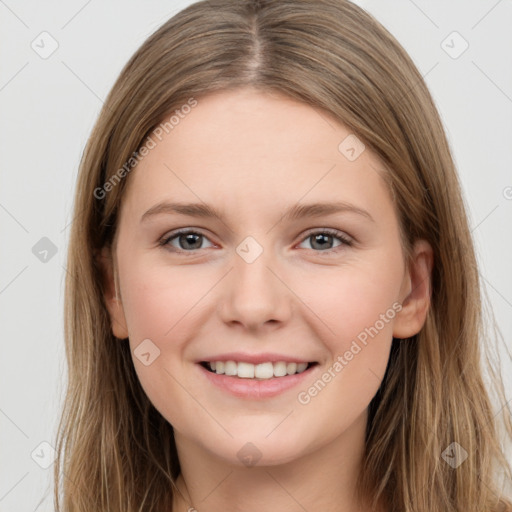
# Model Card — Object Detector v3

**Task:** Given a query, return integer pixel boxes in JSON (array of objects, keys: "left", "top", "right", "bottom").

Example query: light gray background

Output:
[{"left": 1, "top": 1, "right": 511, "bottom": 510}]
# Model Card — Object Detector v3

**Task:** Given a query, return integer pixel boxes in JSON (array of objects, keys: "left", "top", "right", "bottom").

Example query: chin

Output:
[{"left": 200, "top": 431, "right": 309, "bottom": 468}]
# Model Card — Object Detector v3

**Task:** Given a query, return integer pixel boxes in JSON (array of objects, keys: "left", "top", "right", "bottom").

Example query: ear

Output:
[
  {"left": 393, "top": 239, "right": 434, "bottom": 339},
  {"left": 95, "top": 246, "right": 129, "bottom": 340}
]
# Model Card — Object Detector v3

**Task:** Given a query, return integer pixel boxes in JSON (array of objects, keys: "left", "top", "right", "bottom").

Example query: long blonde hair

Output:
[{"left": 55, "top": 0, "right": 512, "bottom": 510}]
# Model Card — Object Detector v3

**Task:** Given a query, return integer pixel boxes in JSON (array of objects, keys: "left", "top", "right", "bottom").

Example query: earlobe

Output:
[
  {"left": 392, "top": 239, "right": 434, "bottom": 339},
  {"left": 96, "top": 246, "right": 129, "bottom": 340}
]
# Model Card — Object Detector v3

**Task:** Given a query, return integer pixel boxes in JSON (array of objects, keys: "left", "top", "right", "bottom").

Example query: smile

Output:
[
  {"left": 197, "top": 360, "right": 319, "bottom": 399},
  {"left": 201, "top": 360, "right": 315, "bottom": 380}
]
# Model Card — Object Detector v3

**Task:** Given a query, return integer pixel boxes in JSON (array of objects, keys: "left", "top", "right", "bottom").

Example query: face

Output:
[{"left": 101, "top": 87, "right": 432, "bottom": 467}]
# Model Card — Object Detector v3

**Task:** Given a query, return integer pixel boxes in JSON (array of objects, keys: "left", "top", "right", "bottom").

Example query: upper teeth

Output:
[{"left": 208, "top": 361, "right": 309, "bottom": 379}]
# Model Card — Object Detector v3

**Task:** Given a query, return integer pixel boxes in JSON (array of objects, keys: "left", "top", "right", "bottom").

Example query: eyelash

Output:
[{"left": 158, "top": 228, "right": 353, "bottom": 255}]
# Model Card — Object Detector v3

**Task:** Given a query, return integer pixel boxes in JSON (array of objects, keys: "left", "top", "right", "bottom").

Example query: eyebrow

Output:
[{"left": 140, "top": 200, "right": 375, "bottom": 224}]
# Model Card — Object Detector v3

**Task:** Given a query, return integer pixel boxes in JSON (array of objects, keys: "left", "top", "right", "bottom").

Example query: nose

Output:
[{"left": 217, "top": 242, "right": 293, "bottom": 333}]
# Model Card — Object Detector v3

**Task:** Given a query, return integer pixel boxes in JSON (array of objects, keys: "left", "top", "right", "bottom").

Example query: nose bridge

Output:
[
  {"left": 219, "top": 234, "right": 291, "bottom": 328},
  {"left": 235, "top": 237, "right": 274, "bottom": 293}
]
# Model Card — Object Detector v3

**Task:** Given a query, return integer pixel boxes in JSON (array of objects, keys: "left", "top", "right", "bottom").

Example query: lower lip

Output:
[{"left": 197, "top": 363, "right": 317, "bottom": 399}]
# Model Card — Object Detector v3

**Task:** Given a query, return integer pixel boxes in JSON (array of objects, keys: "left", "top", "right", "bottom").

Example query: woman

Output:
[{"left": 55, "top": 1, "right": 512, "bottom": 510}]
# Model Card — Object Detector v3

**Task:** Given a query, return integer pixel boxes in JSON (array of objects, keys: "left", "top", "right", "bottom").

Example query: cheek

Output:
[
  {"left": 293, "top": 254, "right": 403, "bottom": 415},
  {"left": 120, "top": 257, "right": 211, "bottom": 344},
  {"left": 117, "top": 259, "right": 214, "bottom": 429},
  {"left": 294, "top": 271, "right": 398, "bottom": 437},
  {"left": 298, "top": 256, "right": 403, "bottom": 352},
  {"left": 117, "top": 257, "right": 221, "bottom": 399}
]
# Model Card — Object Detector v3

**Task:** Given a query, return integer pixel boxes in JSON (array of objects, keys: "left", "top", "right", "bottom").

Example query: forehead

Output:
[{"left": 121, "top": 88, "right": 392, "bottom": 221}]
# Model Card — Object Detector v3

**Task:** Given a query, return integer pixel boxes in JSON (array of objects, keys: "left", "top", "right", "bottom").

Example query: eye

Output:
[
  {"left": 159, "top": 229, "right": 214, "bottom": 252},
  {"left": 297, "top": 229, "right": 352, "bottom": 253},
  {"left": 159, "top": 228, "right": 353, "bottom": 255}
]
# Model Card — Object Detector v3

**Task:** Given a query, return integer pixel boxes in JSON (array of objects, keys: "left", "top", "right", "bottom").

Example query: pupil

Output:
[
  {"left": 181, "top": 233, "right": 202, "bottom": 250},
  {"left": 312, "top": 233, "right": 332, "bottom": 250}
]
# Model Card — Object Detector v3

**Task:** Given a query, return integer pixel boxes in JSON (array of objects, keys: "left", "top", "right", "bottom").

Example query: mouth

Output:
[
  {"left": 197, "top": 359, "right": 319, "bottom": 399},
  {"left": 199, "top": 360, "right": 319, "bottom": 380},
  {"left": 196, "top": 354, "right": 321, "bottom": 399}
]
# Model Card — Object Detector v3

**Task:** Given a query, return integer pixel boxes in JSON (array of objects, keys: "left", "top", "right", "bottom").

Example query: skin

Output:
[{"left": 99, "top": 87, "right": 433, "bottom": 512}]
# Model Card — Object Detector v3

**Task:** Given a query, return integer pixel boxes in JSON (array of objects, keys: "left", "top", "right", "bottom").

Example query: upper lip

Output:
[{"left": 196, "top": 352, "right": 316, "bottom": 365}]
